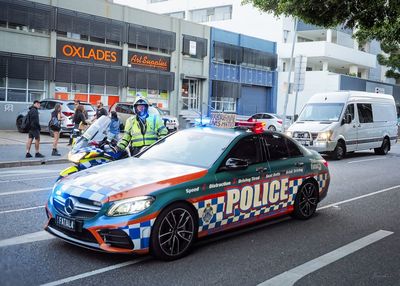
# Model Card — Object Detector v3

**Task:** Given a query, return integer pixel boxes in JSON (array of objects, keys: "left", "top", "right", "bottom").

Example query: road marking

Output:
[
  {"left": 0, "top": 187, "right": 51, "bottom": 196},
  {"left": 0, "top": 231, "right": 54, "bottom": 247},
  {"left": 0, "top": 205, "right": 44, "bottom": 214},
  {"left": 318, "top": 185, "right": 400, "bottom": 211},
  {"left": 0, "top": 169, "right": 61, "bottom": 177},
  {"left": 0, "top": 176, "right": 55, "bottom": 183},
  {"left": 40, "top": 258, "right": 148, "bottom": 286},
  {"left": 347, "top": 157, "right": 385, "bottom": 164},
  {"left": 258, "top": 230, "right": 393, "bottom": 286}
]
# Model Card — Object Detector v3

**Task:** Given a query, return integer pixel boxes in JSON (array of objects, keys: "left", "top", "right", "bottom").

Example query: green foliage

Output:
[{"left": 244, "top": 0, "right": 400, "bottom": 80}]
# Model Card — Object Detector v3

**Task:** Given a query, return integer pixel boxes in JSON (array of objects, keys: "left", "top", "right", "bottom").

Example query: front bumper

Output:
[
  {"left": 298, "top": 140, "right": 337, "bottom": 153},
  {"left": 45, "top": 200, "right": 155, "bottom": 254}
]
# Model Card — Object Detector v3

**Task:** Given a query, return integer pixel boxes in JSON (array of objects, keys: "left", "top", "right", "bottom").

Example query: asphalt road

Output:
[{"left": 0, "top": 146, "right": 399, "bottom": 286}]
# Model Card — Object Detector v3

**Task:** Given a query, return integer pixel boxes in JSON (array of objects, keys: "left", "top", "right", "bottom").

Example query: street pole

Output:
[{"left": 282, "top": 17, "right": 298, "bottom": 132}]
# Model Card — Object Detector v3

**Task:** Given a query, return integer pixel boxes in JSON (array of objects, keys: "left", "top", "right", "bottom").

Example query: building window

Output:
[
  {"left": 211, "top": 97, "right": 236, "bottom": 112},
  {"left": 182, "top": 35, "right": 208, "bottom": 59},
  {"left": 191, "top": 6, "right": 232, "bottom": 23},
  {"left": 166, "top": 11, "right": 185, "bottom": 19},
  {"left": 128, "top": 24, "right": 176, "bottom": 54}
]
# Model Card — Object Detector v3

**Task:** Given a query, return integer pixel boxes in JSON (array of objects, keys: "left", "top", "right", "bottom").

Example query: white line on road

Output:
[
  {"left": 40, "top": 259, "right": 148, "bottom": 286},
  {"left": 0, "top": 169, "right": 61, "bottom": 177},
  {"left": 0, "top": 231, "right": 54, "bottom": 248},
  {"left": 0, "top": 187, "right": 51, "bottom": 196},
  {"left": 257, "top": 230, "right": 394, "bottom": 286},
  {"left": 347, "top": 157, "right": 385, "bottom": 164},
  {"left": 0, "top": 205, "right": 44, "bottom": 214},
  {"left": 0, "top": 176, "right": 55, "bottom": 183},
  {"left": 318, "top": 185, "right": 400, "bottom": 211}
]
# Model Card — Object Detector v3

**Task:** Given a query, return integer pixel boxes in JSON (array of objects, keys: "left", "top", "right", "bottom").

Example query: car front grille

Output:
[
  {"left": 53, "top": 195, "right": 102, "bottom": 220},
  {"left": 98, "top": 229, "right": 134, "bottom": 249}
]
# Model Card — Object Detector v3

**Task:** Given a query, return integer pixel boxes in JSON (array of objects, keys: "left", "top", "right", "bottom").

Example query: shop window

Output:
[
  {"left": 8, "top": 78, "right": 26, "bottom": 89},
  {"left": 0, "top": 78, "right": 5, "bottom": 88},
  {"left": 7, "top": 89, "right": 26, "bottom": 102},
  {"left": 55, "top": 82, "right": 71, "bottom": 92},
  {"left": 28, "top": 80, "right": 44, "bottom": 90},
  {"left": 0, "top": 89, "right": 5, "bottom": 101},
  {"left": 72, "top": 83, "right": 88, "bottom": 93},
  {"left": 90, "top": 85, "right": 104, "bottom": 94},
  {"left": 106, "top": 86, "right": 119, "bottom": 95}
]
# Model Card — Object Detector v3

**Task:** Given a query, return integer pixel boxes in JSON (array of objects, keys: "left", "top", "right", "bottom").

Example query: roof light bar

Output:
[{"left": 235, "top": 121, "right": 265, "bottom": 134}]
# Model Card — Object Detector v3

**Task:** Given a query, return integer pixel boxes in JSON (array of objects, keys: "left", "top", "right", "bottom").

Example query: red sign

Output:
[{"left": 128, "top": 51, "right": 170, "bottom": 71}]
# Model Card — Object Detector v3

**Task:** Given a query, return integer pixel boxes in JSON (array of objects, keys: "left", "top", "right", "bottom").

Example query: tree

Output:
[{"left": 244, "top": 0, "right": 400, "bottom": 81}]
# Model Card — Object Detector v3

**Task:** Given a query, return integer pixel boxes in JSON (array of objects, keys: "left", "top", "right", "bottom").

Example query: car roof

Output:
[{"left": 41, "top": 99, "right": 92, "bottom": 105}]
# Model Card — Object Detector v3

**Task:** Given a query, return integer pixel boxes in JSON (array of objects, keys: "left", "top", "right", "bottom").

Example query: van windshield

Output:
[{"left": 298, "top": 103, "right": 344, "bottom": 122}]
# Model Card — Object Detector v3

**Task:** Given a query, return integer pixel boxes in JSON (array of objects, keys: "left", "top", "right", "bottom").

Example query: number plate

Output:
[
  {"left": 299, "top": 140, "right": 310, "bottom": 146},
  {"left": 166, "top": 123, "right": 175, "bottom": 129},
  {"left": 55, "top": 215, "right": 76, "bottom": 231}
]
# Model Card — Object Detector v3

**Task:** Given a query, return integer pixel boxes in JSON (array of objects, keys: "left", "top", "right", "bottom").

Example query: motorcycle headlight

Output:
[
  {"left": 106, "top": 196, "right": 154, "bottom": 217},
  {"left": 317, "top": 131, "right": 332, "bottom": 141},
  {"left": 285, "top": 131, "right": 292, "bottom": 137},
  {"left": 67, "top": 152, "right": 86, "bottom": 164}
]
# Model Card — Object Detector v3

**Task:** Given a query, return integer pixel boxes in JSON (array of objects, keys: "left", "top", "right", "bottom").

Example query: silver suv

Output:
[{"left": 16, "top": 99, "right": 96, "bottom": 135}]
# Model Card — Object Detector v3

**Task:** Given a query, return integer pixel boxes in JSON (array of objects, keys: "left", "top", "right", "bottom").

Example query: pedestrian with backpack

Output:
[
  {"left": 26, "top": 100, "right": 45, "bottom": 158},
  {"left": 49, "top": 103, "right": 63, "bottom": 156}
]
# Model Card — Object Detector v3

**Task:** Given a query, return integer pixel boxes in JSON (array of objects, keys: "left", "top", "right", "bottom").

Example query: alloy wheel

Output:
[{"left": 298, "top": 182, "right": 318, "bottom": 217}]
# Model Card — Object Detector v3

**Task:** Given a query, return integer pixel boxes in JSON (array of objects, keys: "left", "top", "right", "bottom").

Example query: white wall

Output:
[{"left": 277, "top": 71, "right": 340, "bottom": 115}]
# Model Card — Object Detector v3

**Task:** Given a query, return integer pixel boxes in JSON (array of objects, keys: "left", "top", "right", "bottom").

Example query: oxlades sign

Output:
[{"left": 57, "top": 41, "right": 122, "bottom": 65}]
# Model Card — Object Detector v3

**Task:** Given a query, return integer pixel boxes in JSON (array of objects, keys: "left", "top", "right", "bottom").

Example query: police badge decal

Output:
[{"left": 202, "top": 203, "right": 214, "bottom": 224}]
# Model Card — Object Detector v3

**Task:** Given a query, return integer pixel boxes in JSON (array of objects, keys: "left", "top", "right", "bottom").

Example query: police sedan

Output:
[{"left": 45, "top": 121, "right": 330, "bottom": 260}]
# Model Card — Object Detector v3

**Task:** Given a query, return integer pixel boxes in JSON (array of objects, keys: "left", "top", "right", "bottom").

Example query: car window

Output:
[
  {"left": 83, "top": 104, "right": 95, "bottom": 112},
  {"left": 39, "top": 101, "right": 47, "bottom": 110},
  {"left": 66, "top": 103, "right": 75, "bottom": 110},
  {"left": 116, "top": 104, "right": 134, "bottom": 114},
  {"left": 252, "top": 114, "right": 262, "bottom": 119},
  {"left": 139, "top": 129, "right": 234, "bottom": 168},
  {"left": 357, "top": 103, "right": 373, "bottom": 123},
  {"left": 344, "top": 104, "right": 355, "bottom": 122},
  {"left": 223, "top": 135, "right": 262, "bottom": 165},
  {"left": 262, "top": 133, "right": 302, "bottom": 161},
  {"left": 263, "top": 114, "right": 272, "bottom": 119},
  {"left": 46, "top": 101, "right": 56, "bottom": 110}
]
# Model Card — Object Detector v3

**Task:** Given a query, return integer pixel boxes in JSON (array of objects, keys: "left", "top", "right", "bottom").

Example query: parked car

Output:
[
  {"left": 16, "top": 99, "right": 96, "bottom": 135},
  {"left": 249, "top": 113, "right": 285, "bottom": 131},
  {"left": 45, "top": 121, "right": 330, "bottom": 260},
  {"left": 109, "top": 102, "right": 179, "bottom": 132}
]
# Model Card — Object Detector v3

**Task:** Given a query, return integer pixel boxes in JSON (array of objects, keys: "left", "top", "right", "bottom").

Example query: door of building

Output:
[
  {"left": 182, "top": 79, "right": 200, "bottom": 112},
  {"left": 237, "top": 86, "right": 269, "bottom": 115}
]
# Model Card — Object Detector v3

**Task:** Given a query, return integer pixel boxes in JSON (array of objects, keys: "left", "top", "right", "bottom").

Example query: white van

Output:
[{"left": 286, "top": 91, "right": 398, "bottom": 160}]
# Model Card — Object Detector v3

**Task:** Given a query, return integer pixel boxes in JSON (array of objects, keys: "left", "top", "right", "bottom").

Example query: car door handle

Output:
[
  {"left": 256, "top": 167, "right": 268, "bottom": 172},
  {"left": 294, "top": 162, "right": 304, "bottom": 167}
]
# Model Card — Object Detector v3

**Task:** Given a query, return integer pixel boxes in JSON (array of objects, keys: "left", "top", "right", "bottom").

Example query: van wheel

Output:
[
  {"left": 331, "top": 141, "right": 345, "bottom": 160},
  {"left": 374, "top": 138, "right": 390, "bottom": 155}
]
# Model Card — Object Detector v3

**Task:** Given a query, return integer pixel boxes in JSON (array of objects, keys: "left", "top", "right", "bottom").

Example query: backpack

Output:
[
  {"left": 20, "top": 114, "right": 30, "bottom": 132},
  {"left": 49, "top": 116, "right": 61, "bottom": 131}
]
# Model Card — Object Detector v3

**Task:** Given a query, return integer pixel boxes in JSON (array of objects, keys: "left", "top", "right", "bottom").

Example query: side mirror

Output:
[
  {"left": 224, "top": 158, "right": 248, "bottom": 170},
  {"left": 342, "top": 114, "right": 352, "bottom": 125}
]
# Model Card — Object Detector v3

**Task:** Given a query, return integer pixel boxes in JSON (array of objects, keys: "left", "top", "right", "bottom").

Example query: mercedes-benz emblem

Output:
[{"left": 64, "top": 197, "right": 76, "bottom": 216}]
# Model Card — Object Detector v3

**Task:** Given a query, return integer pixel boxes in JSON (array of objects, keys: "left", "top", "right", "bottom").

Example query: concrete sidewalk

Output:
[{"left": 0, "top": 130, "right": 71, "bottom": 168}]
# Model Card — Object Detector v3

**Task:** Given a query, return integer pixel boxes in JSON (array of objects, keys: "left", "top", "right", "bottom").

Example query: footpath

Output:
[{"left": 0, "top": 130, "right": 70, "bottom": 168}]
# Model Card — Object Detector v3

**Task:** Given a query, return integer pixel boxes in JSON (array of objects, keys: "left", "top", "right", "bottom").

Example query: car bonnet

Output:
[{"left": 53, "top": 158, "right": 207, "bottom": 203}]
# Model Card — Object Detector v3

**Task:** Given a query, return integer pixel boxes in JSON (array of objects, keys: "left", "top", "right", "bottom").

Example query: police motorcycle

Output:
[{"left": 57, "top": 116, "right": 127, "bottom": 181}]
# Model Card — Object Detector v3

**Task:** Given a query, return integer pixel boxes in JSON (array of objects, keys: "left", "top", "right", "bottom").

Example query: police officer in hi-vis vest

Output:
[{"left": 117, "top": 94, "right": 168, "bottom": 156}]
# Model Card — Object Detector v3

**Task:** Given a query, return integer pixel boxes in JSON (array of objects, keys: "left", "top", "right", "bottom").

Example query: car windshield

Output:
[
  {"left": 139, "top": 128, "right": 234, "bottom": 168},
  {"left": 298, "top": 103, "right": 344, "bottom": 122}
]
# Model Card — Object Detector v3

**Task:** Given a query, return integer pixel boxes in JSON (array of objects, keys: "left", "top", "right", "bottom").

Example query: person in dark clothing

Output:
[
  {"left": 26, "top": 100, "right": 45, "bottom": 158},
  {"left": 95, "top": 101, "right": 108, "bottom": 120},
  {"left": 50, "top": 103, "right": 63, "bottom": 156},
  {"left": 73, "top": 104, "right": 88, "bottom": 134}
]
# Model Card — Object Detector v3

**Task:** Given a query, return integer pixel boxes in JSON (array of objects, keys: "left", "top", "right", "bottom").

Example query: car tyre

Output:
[
  {"left": 331, "top": 141, "right": 345, "bottom": 160},
  {"left": 16, "top": 116, "right": 26, "bottom": 133},
  {"left": 374, "top": 137, "right": 390, "bottom": 155},
  {"left": 151, "top": 202, "right": 197, "bottom": 261},
  {"left": 291, "top": 180, "right": 319, "bottom": 220},
  {"left": 268, "top": 125, "right": 276, "bottom": 131}
]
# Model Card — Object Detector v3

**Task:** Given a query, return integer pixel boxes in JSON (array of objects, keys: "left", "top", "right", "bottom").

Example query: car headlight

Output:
[
  {"left": 285, "top": 131, "right": 292, "bottom": 137},
  {"left": 67, "top": 152, "right": 86, "bottom": 164},
  {"left": 317, "top": 131, "right": 332, "bottom": 141},
  {"left": 106, "top": 196, "right": 154, "bottom": 217}
]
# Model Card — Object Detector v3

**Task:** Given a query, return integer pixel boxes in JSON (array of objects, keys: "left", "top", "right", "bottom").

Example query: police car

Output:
[{"left": 45, "top": 121, "right": 330, "bottom": 260}]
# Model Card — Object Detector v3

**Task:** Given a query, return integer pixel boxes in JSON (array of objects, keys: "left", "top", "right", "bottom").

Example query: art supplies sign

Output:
[
  {"left": 128, "top": 51, "right": 170, "bottom": 71},
  {"left": 210, "top": 112, "right": 237, "bottom": 128}
]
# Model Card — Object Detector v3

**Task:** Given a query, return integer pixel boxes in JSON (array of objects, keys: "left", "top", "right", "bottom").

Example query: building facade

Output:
[
  {"left": 0, "top": 0, "right": 210, "bottom": 129},
  {"left": 122, "top": 0, "right": 400, "bottom": 117}
]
